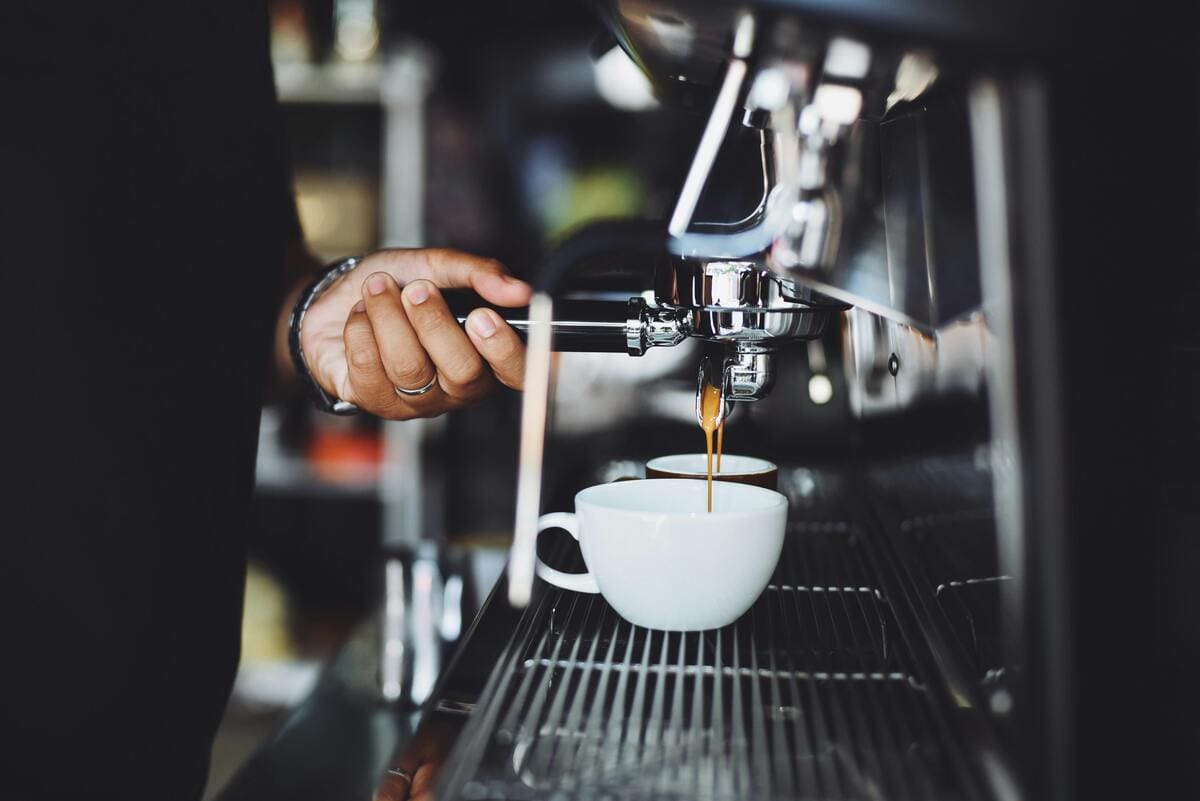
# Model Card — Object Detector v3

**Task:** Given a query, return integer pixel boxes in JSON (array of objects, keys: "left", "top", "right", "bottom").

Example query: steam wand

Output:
[{"left": 506, "top": 223, "right": 670, "bottom": 607}]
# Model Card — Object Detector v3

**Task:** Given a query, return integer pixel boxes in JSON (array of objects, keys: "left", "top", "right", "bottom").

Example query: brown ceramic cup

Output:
[{"left": 645, "top": 454, "right": 778, "bottom": 490}]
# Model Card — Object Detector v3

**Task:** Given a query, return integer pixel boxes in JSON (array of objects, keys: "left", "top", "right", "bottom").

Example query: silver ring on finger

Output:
[{"left": 395, "top": 371, "right": 438, "bottom": 397}]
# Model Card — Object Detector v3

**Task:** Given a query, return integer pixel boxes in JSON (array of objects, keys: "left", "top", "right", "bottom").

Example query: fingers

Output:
[
  {"left": 342, "top": 301, "right": 404, "bottom": 413},
  {"left": 372, "top": 717, "right": 458, "bottom": 801},
  {"left": 465, "top": 308, "right": 527, "bottom": 390},
  {"left": 373, "top": 767, "right": 414, "bottom": 801},
  {"left": 409, "top": 762, "right": 439, "bottom": 801},
  {"left": 371, "top": 762, "right": 439, "bottom": 801},
  {"left": 367, "top": 248, "right": 532, "bottom": 307},
  {"left": 302, "top": 248, "right": 530, "bottom": 418},
  {"left": 342, "top": 301, "right": 450, "bottom": 420},
  {"left": 398, "top": 278, "right": 494, "bottom": 402},
  {"left": 361, "top": 272, "right": 439, "bottom": 395},
  {"left": 354, "top": 270, "right": 503, "bottom": 413}
]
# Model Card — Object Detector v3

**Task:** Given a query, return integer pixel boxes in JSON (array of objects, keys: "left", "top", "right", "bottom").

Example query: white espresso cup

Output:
[{"left": 534, "top": 478, "right": 788, "bottom": 631}]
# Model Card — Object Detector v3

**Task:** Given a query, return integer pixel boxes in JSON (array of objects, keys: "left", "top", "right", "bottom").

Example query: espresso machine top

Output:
[{"left": 504, "top": 0, "right": 1006, "bottom": 607}]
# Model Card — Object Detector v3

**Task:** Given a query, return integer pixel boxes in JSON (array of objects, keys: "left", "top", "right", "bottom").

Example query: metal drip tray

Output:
[{"left": 437, "top": 525, "right": 977, "bottom": 800}]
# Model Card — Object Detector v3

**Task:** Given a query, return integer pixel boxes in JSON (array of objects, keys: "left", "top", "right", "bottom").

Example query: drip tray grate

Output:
[{"left": 439, "top": 527, "right": 974, "bottom": 801}]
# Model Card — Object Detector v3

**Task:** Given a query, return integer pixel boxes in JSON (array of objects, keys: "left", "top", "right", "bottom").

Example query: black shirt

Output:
[{"left": 1, "top": 3, "right": 297, "bottom": 798}]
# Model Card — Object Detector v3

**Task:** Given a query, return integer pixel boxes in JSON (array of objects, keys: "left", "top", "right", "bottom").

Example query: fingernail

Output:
[
  {"left": 405, "top": 282, "right": 429, "bottom": 305},
  {"left": 352, "top": 299, "right": 366, "bottom": 314},
  {"left": 470, "top": 311, "right": 497, "bottom": 338},
  {"left": 366, "top": 274, "right": 389, "bottom": 296},
  {"left": 502, "top": 275, "right": 526, "bottom": 286}
]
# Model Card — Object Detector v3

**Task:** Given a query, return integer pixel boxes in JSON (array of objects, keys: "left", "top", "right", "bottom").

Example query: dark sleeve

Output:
[{"left": 263, "top": 42, "right": 305, "bottom": 248}]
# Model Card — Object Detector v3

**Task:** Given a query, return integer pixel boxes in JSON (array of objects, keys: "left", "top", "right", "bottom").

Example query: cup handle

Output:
[{"left": 534, "top": 513, "right": 600, "bottom": 594}]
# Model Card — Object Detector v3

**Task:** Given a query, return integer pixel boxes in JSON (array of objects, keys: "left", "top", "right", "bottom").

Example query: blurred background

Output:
[
  {"left": 160, "top": 0, "right": 1194, "bottom": 797},
  {"left": 211, "top": 0, "right": 732, "bottom": 793}
]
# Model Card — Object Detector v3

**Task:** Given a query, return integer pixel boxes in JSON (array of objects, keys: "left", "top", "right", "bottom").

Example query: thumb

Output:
[{"left": 367, "top": 248, "right": 532, "bottom": 307}]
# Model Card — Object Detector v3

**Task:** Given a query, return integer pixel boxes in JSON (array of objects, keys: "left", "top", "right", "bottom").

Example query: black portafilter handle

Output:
[{"left": 441, "top": 290, "right": 638, "bottom": 354}]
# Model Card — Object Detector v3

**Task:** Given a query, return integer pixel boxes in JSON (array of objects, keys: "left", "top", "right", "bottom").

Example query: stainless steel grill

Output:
[
  {"left": 896, "top": 509, "right": 1015, "bottom": 686},
  {"left": 866, "top": 456, "right": 1013, "bottom": 685},
  {"left": 438, "top": 522, "right": 984, "bottom": 800}
]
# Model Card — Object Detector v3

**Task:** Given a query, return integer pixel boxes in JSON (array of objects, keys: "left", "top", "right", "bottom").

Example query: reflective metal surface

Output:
[
  {"left": 497, "top": 14, "right": 1071, "bottom": 801},
  {"left": 724, "top": 345, "right": 777, "bottom": 401},
  {"left": 841, "top": 307, "right": 986, "bottom": 417},
  {"left": 507, "top": 18, "right": 987, "bottom": 608},
  {"left": 680, "top": 306, "right": 831, "bottom": 344},
  {"left": 655, "top": 258, "right": 844, "bottom": 347},
  {"left": 666, "top": 12, "right": 755, "bottom": 240},
  {"left": 656, "top": 258, "right": 845, "bottom": 314},
  {"left": 604, "top": 3, "right": 986, "bottom": 333},
  {"left": 597, "top": 0, "right": 1052, "bottom": 92},
  {"left": 441, "top": 470, "right": 1002, "bottom": 801}
]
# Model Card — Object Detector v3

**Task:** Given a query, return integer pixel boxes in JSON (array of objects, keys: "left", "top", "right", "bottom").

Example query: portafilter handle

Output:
[{"left": 442, "top": 290, "right": 687, "bottom": 355}]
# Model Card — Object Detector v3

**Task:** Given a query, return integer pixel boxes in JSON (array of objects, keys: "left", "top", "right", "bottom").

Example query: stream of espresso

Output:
[
  {"left": 699, "top": 377, "right": 725, "bottom": 512},
  {"left": 716, "top": 417, "right": 725, "bottom": 472}
]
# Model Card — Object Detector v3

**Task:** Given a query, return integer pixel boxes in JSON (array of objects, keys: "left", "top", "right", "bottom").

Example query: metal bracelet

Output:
[{"left": 288, "top": 255, "right": 363, "bottom": 415}]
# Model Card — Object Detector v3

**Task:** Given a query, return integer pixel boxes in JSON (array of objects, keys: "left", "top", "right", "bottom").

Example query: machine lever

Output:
[{"left": 442, "top": 290, "right": 685, "bottom": 355}]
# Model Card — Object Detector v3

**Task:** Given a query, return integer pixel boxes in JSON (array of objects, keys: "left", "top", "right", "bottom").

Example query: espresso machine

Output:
[
  {"left": 396, "top": 3, "right": 1099, "bottom": 796},
  {"left": 365, "top": 2, "right": 1189, "bottom": 801}
]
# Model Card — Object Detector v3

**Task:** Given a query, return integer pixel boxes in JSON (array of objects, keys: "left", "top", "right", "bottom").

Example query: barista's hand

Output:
[{"left": 301, "top": 248, "right": 531, "bottom": 419}]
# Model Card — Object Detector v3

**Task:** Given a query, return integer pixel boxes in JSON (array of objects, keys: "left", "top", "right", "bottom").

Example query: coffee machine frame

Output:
[{"left": 498, "top": 5, "right": 1072, "bottom": 800}]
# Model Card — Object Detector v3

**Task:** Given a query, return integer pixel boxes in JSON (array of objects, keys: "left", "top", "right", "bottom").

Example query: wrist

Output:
[{"left": 288, "top": 255, "right": 364, "bottom": 415}]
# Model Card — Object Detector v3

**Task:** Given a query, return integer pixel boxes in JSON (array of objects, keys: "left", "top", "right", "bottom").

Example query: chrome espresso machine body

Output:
[
  {"left": 501, "top": 9, "right": 1010, "bottom": 606},
  {"left": 403, "top": 3, "right": 1189, "bottom": 801}
]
